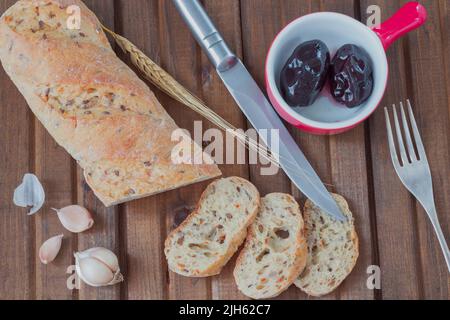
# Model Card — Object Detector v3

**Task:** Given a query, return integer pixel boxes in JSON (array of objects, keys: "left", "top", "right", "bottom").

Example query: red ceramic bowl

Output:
[{"left": 265, "top": 2, "right": 427, "bottom": 135}]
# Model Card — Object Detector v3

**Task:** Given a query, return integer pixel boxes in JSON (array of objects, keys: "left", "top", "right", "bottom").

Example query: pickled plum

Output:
[
  {"left": 329, "top": 44, "right": 373, "bottom": 108},
  {"left": 280, "top": 40, "right": 330, "bottom": 107}
]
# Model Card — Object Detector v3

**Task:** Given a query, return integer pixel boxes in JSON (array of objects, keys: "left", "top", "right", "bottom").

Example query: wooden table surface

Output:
[{"left": 0, "top": 0, "right": 449, "bottom": 300}]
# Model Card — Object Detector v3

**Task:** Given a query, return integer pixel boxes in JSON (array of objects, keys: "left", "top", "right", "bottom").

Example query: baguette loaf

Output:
[
  {"left": 234, "top": 193, "right": 307, "bottom": 299},
  {"left": 0, "top": 0, "right": 221, "bottom": 207},
  {"left": 164, "top": 177, "right": 260, "bottom": 277},
  {"left": 294, "top": 194, "right": 359, "bottom": 297}
]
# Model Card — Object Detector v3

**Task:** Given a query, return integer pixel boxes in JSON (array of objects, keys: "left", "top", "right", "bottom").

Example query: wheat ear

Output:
[{"left": 102, "top": 26, "right": 279, "bottom": 167}]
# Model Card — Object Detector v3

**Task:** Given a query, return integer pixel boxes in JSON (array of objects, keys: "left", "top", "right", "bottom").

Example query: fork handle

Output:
[{"left": 424, "top": 204, "right": 450, "bottom": 272}]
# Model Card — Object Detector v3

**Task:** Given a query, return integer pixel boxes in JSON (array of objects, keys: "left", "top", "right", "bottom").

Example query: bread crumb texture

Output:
[
  {"left": 164, "top": 177, "right": 260, "bottom": 277},
  {"left": 234, "top": 193, "right": 307, "bottom": 299},
  {"left": 294, "top": 193, "right": 359, "bottom": 297}
]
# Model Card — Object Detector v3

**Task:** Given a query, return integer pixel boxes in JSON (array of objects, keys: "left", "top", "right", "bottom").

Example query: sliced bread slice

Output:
[
  {"left": 164, "top": 177, "right": 260, "bottom": 277},
  {"left": 294, "top": 193, "right": 359, "bottom": 297},
  {"left": 234, "top": 193, "right": 308, "bottom": 299}
]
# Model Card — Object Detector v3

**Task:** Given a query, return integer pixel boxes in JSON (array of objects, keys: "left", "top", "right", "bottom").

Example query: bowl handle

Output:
[{"left": 372, "top": 2, "right": 427, "bottom": 50}]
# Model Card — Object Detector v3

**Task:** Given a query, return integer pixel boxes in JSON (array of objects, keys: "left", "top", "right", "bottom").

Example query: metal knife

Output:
[{"left": 172, "top": 0, "right": 345, "bottom": 221}]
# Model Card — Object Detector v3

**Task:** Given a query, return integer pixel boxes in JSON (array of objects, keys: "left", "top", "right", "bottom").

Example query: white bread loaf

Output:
[{"left": 0, "top": 0, "right": 221, "bottom": 206}]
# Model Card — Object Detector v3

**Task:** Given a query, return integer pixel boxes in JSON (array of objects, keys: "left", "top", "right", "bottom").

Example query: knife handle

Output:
[{"left": 172, "top": 0, "right": 237, "bottom": 72}]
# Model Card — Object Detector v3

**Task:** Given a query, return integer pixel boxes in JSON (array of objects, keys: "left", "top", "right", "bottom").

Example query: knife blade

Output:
[{"left": 172, "top": 0, "right": 345, "bottom": 221}]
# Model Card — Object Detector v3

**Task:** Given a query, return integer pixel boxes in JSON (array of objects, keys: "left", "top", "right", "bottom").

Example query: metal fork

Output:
[{"left": 385, "top": 100, "right": 450, "bottom": 272}]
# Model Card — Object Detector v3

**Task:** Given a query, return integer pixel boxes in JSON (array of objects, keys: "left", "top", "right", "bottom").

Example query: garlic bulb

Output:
[
  {"left": 74, "top": 247, "right": 124, "bottom": 287},
  {"left": 39, "top": 234, "right": 64, "bottom": 264},
  {"left": 52, "top": 205, "right": 94, "bottom": 233}
]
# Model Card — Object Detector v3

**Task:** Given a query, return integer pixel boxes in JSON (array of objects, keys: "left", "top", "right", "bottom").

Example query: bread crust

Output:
[
  {"left": 0, "top": 0, "right": 221, "bottom": 206},
  {"left": 164, "top": 177, "right": 260, "bottom": 277}
]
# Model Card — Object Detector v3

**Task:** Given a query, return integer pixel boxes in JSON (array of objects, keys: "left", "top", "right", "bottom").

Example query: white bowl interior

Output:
[{"left": 266, "top": 12, "right": 388, "bottom": 129}]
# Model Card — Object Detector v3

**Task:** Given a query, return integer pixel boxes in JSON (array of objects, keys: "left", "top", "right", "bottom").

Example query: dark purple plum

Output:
[
  {"left": 280, "top": 40, "right": 330, "bottom": 107},
  {"left": 329, "top": 44, "right": 374, "bottom": 108}
]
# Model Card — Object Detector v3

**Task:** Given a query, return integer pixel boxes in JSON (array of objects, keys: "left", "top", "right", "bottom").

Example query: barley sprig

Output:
[{"left": 102, "top": 26, "right": 279, "bottom": 166}]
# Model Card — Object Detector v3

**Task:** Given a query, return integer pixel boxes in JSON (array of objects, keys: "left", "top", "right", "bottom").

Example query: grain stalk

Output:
[{"left": 102, "top": 26, "right": 279, "bottom": 167}]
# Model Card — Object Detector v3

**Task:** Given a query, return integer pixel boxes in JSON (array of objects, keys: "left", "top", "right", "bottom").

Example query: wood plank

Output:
[
  {"left": 268, "top": 0, "right": 325, "bottom": 300},
  {"left": 34, "top": 123, "right": 75, "bottom": 300},
  {"left": 198, "top": 0, "right": 251, "bottom": 300},
  {"left": 76, "top": 0, "right": 122, "bottom": 300},
  {"left": 240, "top": 0, "right": 291, "bottom": 198},
  {"left": 438, "top": 0, "right": 450, "bottom": 296},
  {"left": 360, "top": 0, "right": 422, "bottom": 299},
  {"left": 240, "top": 0, "right": 297, "bottom": 300},
  {"left": 0, "top": 0, "right": 34, "bottom": 299},
  {"left": 281, "top": 0, "right": 347, "bottom": 301},
  {"left": 405, "top": 0, "right": 450, "bottom": 300},
  {"left": 116, "top": 0, "right": 244, "bottom": 300},
  {"left": 441, "top": 0, "right": 450, "bottom": 116},
  {"left": 158, "top": 0, "right": 222, "bottom": 300},
  {"left": 277, "top": 1, "right": 325, "bottom": 190},
  {"left": 30, "top": 0, "right": 79, "bottom": 300},
  {"left": 322, "top": 0, "right": 375, "bottom": 300},
  {"left": 113, "top": 0, "right": 168, "bottom": 300}
]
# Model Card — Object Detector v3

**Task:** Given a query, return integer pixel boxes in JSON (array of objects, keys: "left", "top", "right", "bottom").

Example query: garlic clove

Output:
[
  {"left": 39, "top": 234, "right": 64, "bottom": 264},
  {"left": 78, "top": 257, "right": 115, "bottom": 286},
  {"left": 52, "top": 205, "right": 94, "bottom": 233},
  {"left": 74, "top": 247, "right": 124, "bottom": 287},
  {"left": 88, "top": 247, "right": 120, "bottom": 271},
  {"left": 13, "top": 173, "right": 45, "bottom": 215}
]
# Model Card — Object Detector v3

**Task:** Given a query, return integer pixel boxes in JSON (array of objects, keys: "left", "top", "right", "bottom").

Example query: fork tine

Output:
[
  {"left": 384, "top": 107, "right": 401, "bottom": 168},
  {"left": 407, "top": 100, "right": 427, "bottom": 160},
  {"left": 392, "top": 104, "right": 409, "bottom": 165},
  {"left": 400, "top": 101, "right": 418, "bottom": 161}
]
